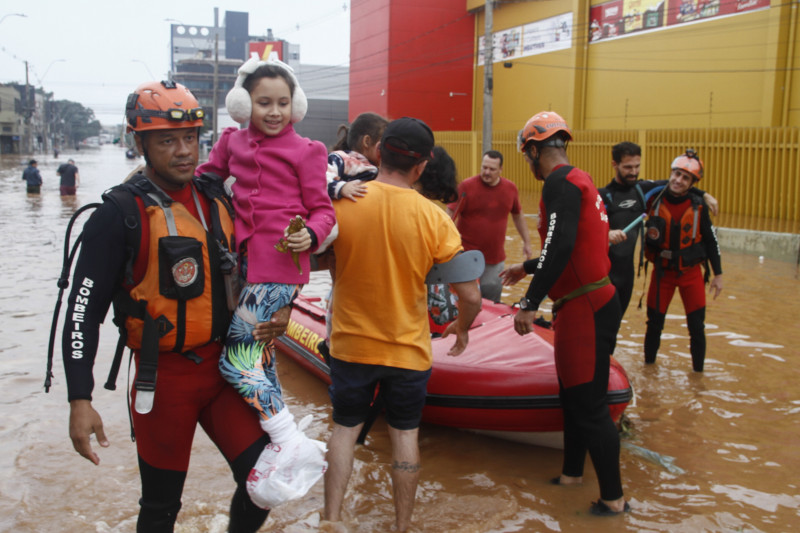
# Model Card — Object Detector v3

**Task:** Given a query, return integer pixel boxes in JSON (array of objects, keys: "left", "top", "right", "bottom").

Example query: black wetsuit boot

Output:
[
  {"left": 687, "top": 307, "right": 706, "bottom": 372},
  {"left": 644, "top": 307, "right": 665, "bottom": 364},
  {"left": 137, "top": 458, "right": 185, "bottom": 533},
  {"left": 228, "top": 436, "right": 271, "bottom": 532}
]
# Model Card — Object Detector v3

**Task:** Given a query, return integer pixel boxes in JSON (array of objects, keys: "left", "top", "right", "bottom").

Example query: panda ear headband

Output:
[{"left": 225, "top": 55, "right": 308, "bottom": 125}]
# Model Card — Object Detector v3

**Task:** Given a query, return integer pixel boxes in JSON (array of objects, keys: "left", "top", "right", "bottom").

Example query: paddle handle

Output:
[{"left": 621, "top": 213, "right": 646, "bottom": 235}]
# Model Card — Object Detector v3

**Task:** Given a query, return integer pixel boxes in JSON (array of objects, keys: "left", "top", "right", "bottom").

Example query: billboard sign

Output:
[
  {"left": 248, "top": 41, "right": 283, "bottom": 61},
  {"left": 590, "top": 0, "right": 770, "bottom": 43}
]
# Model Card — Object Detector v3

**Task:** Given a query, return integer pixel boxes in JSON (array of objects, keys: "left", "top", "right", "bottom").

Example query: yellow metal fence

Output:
[{"left": 435, "top": 128, "right": 800, "bottom": 234}]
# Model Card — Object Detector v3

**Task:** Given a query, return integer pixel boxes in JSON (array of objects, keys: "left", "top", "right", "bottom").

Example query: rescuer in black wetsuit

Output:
[{"left": 502, "top": 111, "right": 628, "bottom": 516}]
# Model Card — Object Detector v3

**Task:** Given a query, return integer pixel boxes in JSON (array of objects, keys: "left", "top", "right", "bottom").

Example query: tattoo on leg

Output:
[{"left": 392, "top": 461, "right": 420, "bottom": 473}]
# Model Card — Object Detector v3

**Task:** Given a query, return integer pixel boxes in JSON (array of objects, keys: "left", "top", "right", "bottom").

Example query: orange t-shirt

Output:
[{"left": 331, "top": 181, "right": 462, "bottom": 371}]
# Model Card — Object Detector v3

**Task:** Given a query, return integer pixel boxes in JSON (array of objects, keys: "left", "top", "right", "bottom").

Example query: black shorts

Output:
[{"left": 328, "top": 357, "right": 432, "bottom": 430}]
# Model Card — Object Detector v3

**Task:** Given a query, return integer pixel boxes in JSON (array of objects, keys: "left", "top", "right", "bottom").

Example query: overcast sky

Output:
[{"left": 0, "top": 1, "right": 350, "bottom": 125}]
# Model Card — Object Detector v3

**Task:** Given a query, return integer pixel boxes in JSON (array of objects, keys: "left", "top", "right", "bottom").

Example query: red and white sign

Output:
[{"left": 248, "top": 41, "right": 283, "bottom": 61}]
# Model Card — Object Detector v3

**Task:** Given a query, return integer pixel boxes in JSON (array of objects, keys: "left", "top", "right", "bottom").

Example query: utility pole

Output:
[
  {"left": 482, "top": 0, "right": 494, "bottom": 154},
  {"left": 213, "top": 7, "right": 219, "bottom": 145},
  {"left": 24, "top": 60, "right": 33, "bottom": 154},
  {"left": 44, "top": 92, "right": 52, "bottom": 154}
]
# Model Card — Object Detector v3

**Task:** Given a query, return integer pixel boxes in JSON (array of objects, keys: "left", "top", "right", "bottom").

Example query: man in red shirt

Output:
[{"left": 446, "top": 150, "right": 532, "bottom": 302}]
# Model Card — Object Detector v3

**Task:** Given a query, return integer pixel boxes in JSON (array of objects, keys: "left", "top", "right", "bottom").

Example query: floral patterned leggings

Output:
[{"left": 219, "top": 273, "right": 298, "bottom": 421}]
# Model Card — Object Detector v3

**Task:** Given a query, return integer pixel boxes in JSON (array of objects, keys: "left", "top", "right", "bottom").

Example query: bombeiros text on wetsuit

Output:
[{"left": 69, "top": 277, "right": 94, "bottom": 359}]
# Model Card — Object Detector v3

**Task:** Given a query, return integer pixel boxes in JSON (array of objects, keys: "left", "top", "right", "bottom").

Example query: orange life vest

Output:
[
  {"left": 645, "top": 194, "right": 706, "bottom": 271},
  {"left": 117, "top": 174, "right": 235, "bottom": 354}
]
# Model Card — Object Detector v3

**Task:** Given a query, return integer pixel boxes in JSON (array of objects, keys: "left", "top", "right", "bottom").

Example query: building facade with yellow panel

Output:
[
  {"left": 458, "top": 0, "right": 799, "bottom": 232},
  {"left": 467, "top": 0, "right": 792, "bottom": 130}
]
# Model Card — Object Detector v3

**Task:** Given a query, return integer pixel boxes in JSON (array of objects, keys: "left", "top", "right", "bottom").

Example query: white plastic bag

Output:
[{"left": 246, "top": 415, "right": 328, "bottom": 509}]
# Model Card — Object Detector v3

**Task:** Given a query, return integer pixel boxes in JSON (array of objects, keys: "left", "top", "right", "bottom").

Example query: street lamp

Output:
[
  {"left": 37, "top": 59, "right": 66, "bottom": 85},
  {"left": 0, "top": 12, "right": 26, "bottom": 25},
  {"left": 131, "top": 59, "right": 156, "bottom": 80},
  {"left": 36, "top": 59, "right": 66, "bottom": 154}
]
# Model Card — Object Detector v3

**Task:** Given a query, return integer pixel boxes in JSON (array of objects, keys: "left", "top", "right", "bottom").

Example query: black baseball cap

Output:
[{"left": 381, "top": 117, "right": 434, "bottom": 160}]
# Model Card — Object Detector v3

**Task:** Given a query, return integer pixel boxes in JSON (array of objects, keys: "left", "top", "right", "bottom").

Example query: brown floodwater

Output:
[{"left": 1, "top": 146, "right": 798, "bottom": 532}]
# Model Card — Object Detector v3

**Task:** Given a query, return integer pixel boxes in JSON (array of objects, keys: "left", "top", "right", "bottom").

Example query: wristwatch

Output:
[{"left": 519, "top": 297, "right": 535, "bottom": 311}]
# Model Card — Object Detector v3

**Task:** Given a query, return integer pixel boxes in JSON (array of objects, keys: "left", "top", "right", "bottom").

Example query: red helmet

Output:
[
  {"left": 671, "top": 148, "right": 704, "bottom": 181},
  {"left": 519, "top": 111, "right": 572, "bottom": 152},
  {"left": 126, "top": 80, "right": 205, "bottom": 133}
]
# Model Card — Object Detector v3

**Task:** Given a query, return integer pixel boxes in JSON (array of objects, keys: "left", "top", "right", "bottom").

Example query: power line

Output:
[{"left": 2, "top": 2, "right": 791, "bottom": 120}]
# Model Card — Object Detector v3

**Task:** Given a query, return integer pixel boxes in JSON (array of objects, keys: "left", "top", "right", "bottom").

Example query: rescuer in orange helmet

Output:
[
  {"left": 60, "top": 80, "right": 289, "bottom": 531},
  {"left": 502, "top": 110, "right": 630, "bottom": 516},
  {"left": 644, "top": 148, "right": 723, "bottom": 372}
]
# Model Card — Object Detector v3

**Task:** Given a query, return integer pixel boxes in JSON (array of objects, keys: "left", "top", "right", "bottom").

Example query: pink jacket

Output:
[{"left": 197, "top": 123, "right": 336, "bottom": 284}]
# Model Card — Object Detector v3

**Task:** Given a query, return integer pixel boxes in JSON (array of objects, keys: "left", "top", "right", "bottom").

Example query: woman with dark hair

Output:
[
  {"left": 415, "top": 145, "right": 459, "bottom": 204},
  {"left": 416, "top": 146, "right": 463, "bottom": 335}
]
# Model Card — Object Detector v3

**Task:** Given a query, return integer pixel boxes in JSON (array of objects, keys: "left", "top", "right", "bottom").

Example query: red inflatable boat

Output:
[{"left": 275, "top": 294, "right": 633, "bottom": 448}]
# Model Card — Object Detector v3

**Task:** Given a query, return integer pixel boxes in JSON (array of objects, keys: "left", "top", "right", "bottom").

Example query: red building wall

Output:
[{"left": 350, "top": 0, "right": 474, "bottom": 131}]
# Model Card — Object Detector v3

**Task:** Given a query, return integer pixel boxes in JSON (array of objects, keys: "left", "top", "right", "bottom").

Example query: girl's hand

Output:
[
  {"left": 340, "top": 180, "right": 367, "bottom": 201},
  {"left": 286, "top": 227, "right": 312, "bottom": 253}
]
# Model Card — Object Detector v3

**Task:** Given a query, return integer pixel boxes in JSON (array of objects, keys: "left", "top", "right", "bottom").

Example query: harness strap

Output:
[
  {"left": 191, "top": 186, "right": 209, "bottom": 231},
  {"left": 133, "top": 304, "right": 160, "bottom": 414},
  {"left": 635, "top": 183, "right": 646, "bottom": 276},
  {"left": 552, "top": 276, "right": 611, "bottom": 313},
  {"left": 149, "top": 191, "right": 179, "bottom": 235},
  {"left": 174, "top": 300, "right": 187, "bottom": 353},
  {"left": 103, "top": 304, "right": 129, "bottom": 391},
  {"left": 109, "top": 291, "right": 160, "bottom": 413}
]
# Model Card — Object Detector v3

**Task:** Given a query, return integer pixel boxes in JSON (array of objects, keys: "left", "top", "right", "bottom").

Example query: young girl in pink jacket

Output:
[{"left": 196, "top": 56, "right": 334, "bottom": 509}]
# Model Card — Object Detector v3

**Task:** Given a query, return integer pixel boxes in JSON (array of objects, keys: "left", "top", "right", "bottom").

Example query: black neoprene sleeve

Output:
[
  {"left": 61, "top": 202, "right": 128, "bottom": 402},
  {"left": 524, "top": 177, "right": 582, "bottom": 309}
]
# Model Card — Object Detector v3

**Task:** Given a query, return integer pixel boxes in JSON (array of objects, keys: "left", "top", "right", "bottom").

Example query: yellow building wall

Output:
[
  {"left": 471, "top": 1, "right": 583, "bottom": 132},
  {"left": 784, "top": 3, "right": 800, "bottom": 126},
  {"left": 468, "top": 1, "right": 798, "bottom": 130},
  {"left": 585, "top": 8, "right": 775, "bottom": 129}
]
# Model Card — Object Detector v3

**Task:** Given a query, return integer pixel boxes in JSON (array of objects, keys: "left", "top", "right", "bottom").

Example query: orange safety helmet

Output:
[
  {"left": 671, "top": 148, "right": 704, "bottom": 181},
  {"left": 519, "top": 111, "right": 572, "bottom": 152},
  {"left": 126, "top": 80, "right": 205, "bottom": 133}
]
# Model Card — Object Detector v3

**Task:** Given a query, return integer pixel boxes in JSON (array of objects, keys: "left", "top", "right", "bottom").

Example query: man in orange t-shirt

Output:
[{"left": 323, "top": 118, "right": 481, "bottom": 532}]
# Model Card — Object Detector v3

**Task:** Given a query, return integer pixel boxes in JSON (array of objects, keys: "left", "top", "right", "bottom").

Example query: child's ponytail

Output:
[{"left": 331, "top": 124, "right": 351, "bottom": 152}]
